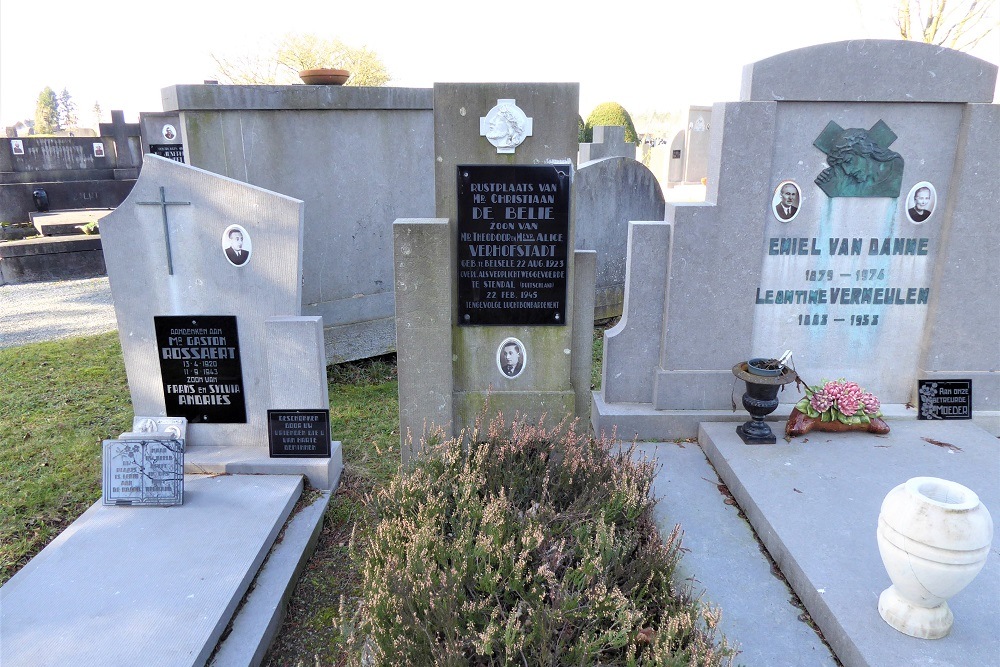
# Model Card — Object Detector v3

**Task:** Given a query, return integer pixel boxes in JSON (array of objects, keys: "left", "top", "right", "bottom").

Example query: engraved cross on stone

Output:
[{"left": 136, "top": 186, "right": 190, "bottom": 275}]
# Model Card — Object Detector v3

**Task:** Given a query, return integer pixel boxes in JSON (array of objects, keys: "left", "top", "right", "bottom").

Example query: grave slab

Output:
[
  {"left": 636, "top": 441, "right": 838, "bottom": 666},
  {"left": 0, "top": 474, "right": 302, "bottom": 667},
  {"left": 30, "top": 208, "right": 113, "bottom": 236},
  {"left": 0, "top": 234, "right": 106, "bottom": 285},
  {"left": 699, "top": 420, "right": 999, "bottom": 667},
  {"left": 210, "top": 489, "right": 331, "bottom": 667}
]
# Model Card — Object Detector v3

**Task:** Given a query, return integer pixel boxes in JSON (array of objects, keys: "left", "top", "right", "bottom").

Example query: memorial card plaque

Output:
[
  {"left": 154, "top": 315, "right": 247, "bottom": 423},
  {"left": 267, "top": 409, "right": 332, "bottom": 457},
  {"left": 148, "top": 144, "right": 185, "bottom": 163},
  {"left": 102, "top": 438, "right": 184, "bottom": 506},
  {"left": 457, "top": 164, "right": 570, "bottom": 326},
  {"left": 918, "top": 380, "right": 972, "bottom": 420}
]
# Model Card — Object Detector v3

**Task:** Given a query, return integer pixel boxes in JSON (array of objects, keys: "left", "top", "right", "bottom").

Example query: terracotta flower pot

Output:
[
  {"left": 785, "top": 406, "right": 889, "bottom": 436},
  {"left": 298, "top": 68, "right": 350, "bottom": 85}
]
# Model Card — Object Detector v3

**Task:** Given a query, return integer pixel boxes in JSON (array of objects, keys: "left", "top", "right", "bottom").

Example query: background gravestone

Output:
[
  {"left": 682, "top": 105, "right": 712, "bottom": 184},
  {"left": 594, "top": 40, "right": 999, "bottom": 439},
  {"left": 140, "top": 111, "right": 184, "bottom": 163},
  {"left": 574, "top": 156, "right": 664, "bottom": 320},
  {"left": 395, "top": 84, "right": 595, "bottom": 458},
  {"left": 100, "top": 155, "right": 341, "bottom": 486}
]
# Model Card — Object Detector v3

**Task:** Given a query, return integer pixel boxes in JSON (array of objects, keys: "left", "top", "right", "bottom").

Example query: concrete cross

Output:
[{"left": 136, "top": 186, "right": 190, "bottom": 275}]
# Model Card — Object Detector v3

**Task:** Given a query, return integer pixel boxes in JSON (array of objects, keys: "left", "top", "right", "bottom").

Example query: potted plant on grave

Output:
[
  {"left": 786, "top": 378, "right": 889, "bottom": 436},
  {"left": 277, "top": 33, "right": 351, "bottom": 85}
]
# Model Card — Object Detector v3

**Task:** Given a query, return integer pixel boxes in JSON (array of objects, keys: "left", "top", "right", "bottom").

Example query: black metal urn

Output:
[{"left": 732, "top": 361, "right": 797, "bottom": 444}]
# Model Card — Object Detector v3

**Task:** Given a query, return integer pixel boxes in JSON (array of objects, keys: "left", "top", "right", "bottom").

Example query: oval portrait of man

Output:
[
  {"left": 222, "top": 224, "right": 253, "bottom": 267},
  {"left": 772, "top": 180, "right": 801, "bottom": 222},
  {"left": 497, "top": 337, "right": 527, "bottom": 379},
  {"left": 162, "top": 124, "right": 177, "bottom": 141},
  {"left": 905, "top": 181, "right": 936, "bottom": 224}
]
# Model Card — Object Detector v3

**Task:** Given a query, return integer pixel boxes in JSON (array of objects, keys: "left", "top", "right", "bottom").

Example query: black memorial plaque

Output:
[
  {"left": 917, "top": 379, "right": 972, "bottom": 420},
  {"left": 457, "top": 164, "right": 570, "bottom": 326},
  {"left": 149, "top": 144, "right": 185, "bottom": 163},
  {"left": 267, "top": 410, "right": 331, "bottom": 458},
  {"left": 154, "top": 315, "right": 247, "bottom": 423}
]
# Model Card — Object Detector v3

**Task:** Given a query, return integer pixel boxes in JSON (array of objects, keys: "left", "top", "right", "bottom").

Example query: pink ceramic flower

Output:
[
  {"left": 861, "top": 392, "right": 881, "bottom": 415},
  {"left": 810, "top": 389, "right": 834, "bottom": 413}
]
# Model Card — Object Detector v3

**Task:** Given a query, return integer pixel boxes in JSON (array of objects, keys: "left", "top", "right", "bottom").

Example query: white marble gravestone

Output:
[{"left": 100, "top": 155, "right": 341, "bottom": 487}]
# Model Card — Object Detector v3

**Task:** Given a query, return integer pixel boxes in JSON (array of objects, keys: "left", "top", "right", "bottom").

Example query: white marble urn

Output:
[{"left": 876, "top": 477, "right": 993, "bottom": 639}]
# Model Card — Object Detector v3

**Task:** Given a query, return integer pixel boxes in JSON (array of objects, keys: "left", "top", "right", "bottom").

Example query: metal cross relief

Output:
[{"left": 136, "top": 186, "right": 190, "bottom": 275}]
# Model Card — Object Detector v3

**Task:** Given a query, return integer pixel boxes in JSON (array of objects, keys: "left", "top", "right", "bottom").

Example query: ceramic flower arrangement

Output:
[{"left": 786, "top": 378, "right": 889, "bottom": 436}]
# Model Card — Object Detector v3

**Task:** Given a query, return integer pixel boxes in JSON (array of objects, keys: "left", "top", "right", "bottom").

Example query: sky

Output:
[{"left": 1, "top": 0, "right": 997, "bottom": 128}]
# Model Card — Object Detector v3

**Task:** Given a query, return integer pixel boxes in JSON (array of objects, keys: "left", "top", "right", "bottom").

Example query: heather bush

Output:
[{"left": 343, "top": 414, "right": 733, "bottom": 666}]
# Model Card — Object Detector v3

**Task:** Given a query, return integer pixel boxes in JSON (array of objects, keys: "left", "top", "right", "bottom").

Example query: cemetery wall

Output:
[{"left": 163, "top": 85, "right": 435, "bottom": 363}]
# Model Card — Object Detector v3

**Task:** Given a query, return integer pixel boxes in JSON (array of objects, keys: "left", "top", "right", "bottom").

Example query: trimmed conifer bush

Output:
[
  {"left": 584, "top": 102, "right": 639, "bottom": 144},
  {"left": 342, "top": 414, "right": 733, "bottom": 665}
]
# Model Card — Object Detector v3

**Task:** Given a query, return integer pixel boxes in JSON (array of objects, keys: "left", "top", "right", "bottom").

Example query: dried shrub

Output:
[{"left": 342, "top": 413, "right": 733, "bottom": 666}]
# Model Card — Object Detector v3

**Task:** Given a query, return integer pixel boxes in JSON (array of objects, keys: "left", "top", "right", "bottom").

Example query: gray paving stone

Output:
[
  {"left": 0, "top": 474, "right": 302, "bottom": 667},
  {"left": 699, "top": 420, "right": 999, "bottom": 667},
  {"left": 637, "top": 442, "right": 838, "bottom": 666}
]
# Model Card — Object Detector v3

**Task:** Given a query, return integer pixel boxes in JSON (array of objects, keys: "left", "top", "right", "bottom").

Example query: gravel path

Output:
[{"left": 0, "top": 277, "right": 118, "bottom": 349}]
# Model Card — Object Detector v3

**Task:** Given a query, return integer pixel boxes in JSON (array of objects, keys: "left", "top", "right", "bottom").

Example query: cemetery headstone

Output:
[
  {"left": 682, "top": 105, "right": 712, "bottom": 184},
  {"left": 667, "top": 130, "right": 685, "bottom": 184},
  {"left": 574, "top": 156, "right": 664, "bottom": 319},
  {"left": 140, "top": 112, "right": 184, "bottom": 163},
  {"left": 394, "top": 84, "right": 596, "bottom": 458},
  {"left": 578, "top": 125, "right": 636, "bottom": 163},
  {"left": 593, "top": 40, "right": 999, "bottom": 439},
  {"left": 99, "top": 154, "right": 341, "bottom": 488},
  {"left": 0, "top": 109, "right": 139, "bottom": 223}
]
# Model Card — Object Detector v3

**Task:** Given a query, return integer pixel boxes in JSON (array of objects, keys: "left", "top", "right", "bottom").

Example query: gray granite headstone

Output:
[
  {"left": 578, "top": 125, "right": 636, "bottom": 163},
  {"left": 682, "top": 106, "right": 712, "bottom": 184},
  {"left": 667, "top": 130, "right": 685, "bottom": 185},
  {"left": 99, "top": 156, "right": 342, "bottom": 487},
  {"left": 594, "top": 40, "right": 999, "bottom": 439},
  {"left": 394, "top": 84, "right": 595, "bottom": 458},
  {"left": 574, "top": 157, "right": 664, "bottom": 320}
]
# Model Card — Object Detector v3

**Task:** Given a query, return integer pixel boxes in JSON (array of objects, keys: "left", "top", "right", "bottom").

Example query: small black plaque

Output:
[
  {"left": 457, "top": 164, "right": 570, "bottom": 326},
  {"left": 149, "top": 144, "right": 185, "bottom": 163},
  {"left": 918, "top": 380, "right": 972, "bottom": 420},
  {"left": 268, "top": 410, "right": 331, "bottom": 457},
  {"left": 154, "top": 315, "right": 247, "bottom": 423}
]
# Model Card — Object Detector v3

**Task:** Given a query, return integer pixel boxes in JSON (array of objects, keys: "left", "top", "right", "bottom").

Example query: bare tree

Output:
[
  {"left": 212, "top": 33, "right": 390, "bottom": 87},
  {"left": 896, "top": 0, "right": 999, "bottom": 51}
]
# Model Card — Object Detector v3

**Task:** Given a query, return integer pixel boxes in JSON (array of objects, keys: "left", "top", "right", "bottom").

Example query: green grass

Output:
[{"left": 0, "top": 332, "right": 132, "bottom": 584}]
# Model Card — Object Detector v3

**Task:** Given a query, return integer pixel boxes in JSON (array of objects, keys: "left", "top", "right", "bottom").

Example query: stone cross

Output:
[{"left": 135, "top": 186, "right": 190, "bottom": 275}]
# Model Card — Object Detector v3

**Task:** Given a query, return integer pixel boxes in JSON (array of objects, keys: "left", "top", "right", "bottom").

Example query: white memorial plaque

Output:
[{"left": 102, "top": 438, "right": 184, "bottom": 506}]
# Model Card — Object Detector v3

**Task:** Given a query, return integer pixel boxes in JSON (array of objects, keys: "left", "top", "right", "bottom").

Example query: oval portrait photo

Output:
[
  {"left": 222, "top": 224, "right": 252, "bottom": 267},
  {"left": 905, "top": 181, "right": 936, "bottom": 224},
  {"left": 497, "top": 337, "right": 526, "bottom": 379},
  {"left": 772, "top": 180, "right": 801, "bottom": 222}
]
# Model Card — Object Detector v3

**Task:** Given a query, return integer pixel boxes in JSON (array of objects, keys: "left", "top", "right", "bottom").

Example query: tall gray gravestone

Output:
[
  {"left": 593, "top": 40, "right": 999, "bottom": 439},
  {"left": 574, "top": 156, "right": 664, "bottom": 320},
  {"left": 100, "top": 155, "right": 341, "bottom": 487},
  {"left": 394, "top": 84, "right": 596, "bottom": 459},
  {"left": 682, "top": 105, "right": 712, "bottom": 184}
]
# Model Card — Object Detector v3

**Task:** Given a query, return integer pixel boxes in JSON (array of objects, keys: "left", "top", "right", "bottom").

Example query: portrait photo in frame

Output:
[
  {"left": 905, "top": 181, "right": 936, "bottom": 224},
  {"left": 497, "top": 337, "right": 526, "bottom": 379},
  {"left": 222, "top": 224, "right": 252, "bottom": 267}
]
